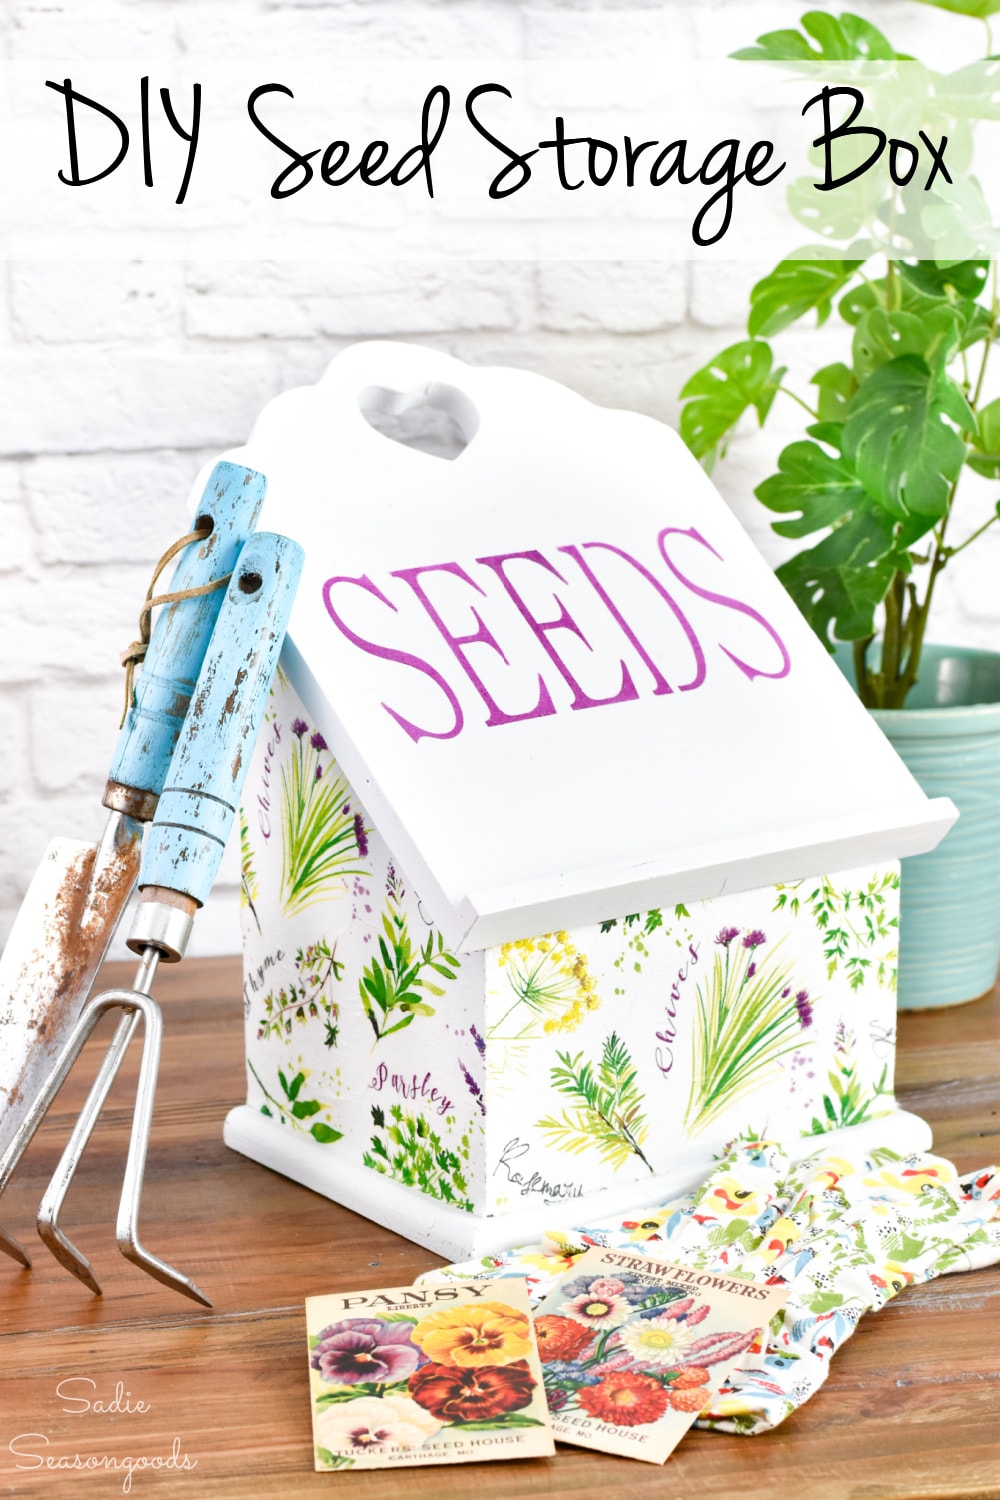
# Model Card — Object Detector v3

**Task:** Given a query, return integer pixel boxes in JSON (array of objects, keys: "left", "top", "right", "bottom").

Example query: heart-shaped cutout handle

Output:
[{"left": 358, "top": 381, "right": 480, "bottom": 461}]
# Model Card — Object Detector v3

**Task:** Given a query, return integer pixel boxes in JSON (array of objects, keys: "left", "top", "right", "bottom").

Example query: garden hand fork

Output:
[
  {"left": 0, "top": 460, "right": 266, "bottom": 1162},
  {"left": 0, "top": 530, "right": 304, "bottom": 1304}
]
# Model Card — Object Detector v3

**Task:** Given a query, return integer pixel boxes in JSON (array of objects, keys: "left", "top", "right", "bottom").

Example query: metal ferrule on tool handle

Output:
[
  {"left": 127, "top": 892, "right": 198, "bottom": 965},
  {"left": 126, "top": 531, "right": 305, "bottom": 962},
  {"left": 104, "top": 461, "right": 267, "bottom": 819}
]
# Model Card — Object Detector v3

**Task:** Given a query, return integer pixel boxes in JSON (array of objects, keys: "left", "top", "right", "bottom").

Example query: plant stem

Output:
[
  {"left": 854, "top": 636, "right": 873, "bottom": 704},
  {"left": 867, "top": 259, "right": 998, "bottom": 710},
  {"left": 885, "top": 254, "right": 897, "bottom": 313},
  {"left": 972, "top": 261, "right": 999, "bottom": 410},
  {"left": 948, "top": 511, "right": 1000, "bottom": 557},
  {"left": 241, "top": 877, "right": 261, "bottom": 933},
  {"left": 777, "top": 385, "right": 819, "bottom": 421}
]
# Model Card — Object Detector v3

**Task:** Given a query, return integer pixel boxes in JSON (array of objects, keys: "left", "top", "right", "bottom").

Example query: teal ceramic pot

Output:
[{"left": 835, "top": 644, "right": 1000, "bottom": 1010}]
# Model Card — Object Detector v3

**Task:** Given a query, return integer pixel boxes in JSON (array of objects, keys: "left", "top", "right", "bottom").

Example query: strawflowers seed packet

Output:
[
  {"left": 305, "top": 1278, "right": 555, "bottom": 1470},
  {"left": 533, "top": 1247, "right": 788, "bottom": 1464}
]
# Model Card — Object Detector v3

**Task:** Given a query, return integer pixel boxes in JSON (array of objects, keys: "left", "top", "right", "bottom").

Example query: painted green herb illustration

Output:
[
  {"left": 249, "top": 1059, "right": 343, "bottom": 1144},
  {"left": 810, "top": 1022, "right": 890, "bottom": 1134},
  {"left": 773, "top": 872, "right": 899, "bottom": 991},
  {"left": 280, "top": 717, "right": 370, "bottom": 917},
  {"left": 600, "top": 907, "right": 691, "bottom": 966},
  {"left": 685, "top": 927, "right": 816, "bottom": 1136},
  {"left": 537, "top": 1032, "right": 653, "bottom": 1173},
  {"left": 239, "top": 807, "right": 261, "bottom": 932},
  {"left": 257, "top": 939, "right": 344, "bottom": 1049},
  {"left": 362, "top": 1104, "right": 474, "bottom": 1212},
  {"left": 360, "top": 865, "right": 459, "bottom": 1046},
  {"left": 486, "top": 933, "right": 601, "bottom": 1088}
]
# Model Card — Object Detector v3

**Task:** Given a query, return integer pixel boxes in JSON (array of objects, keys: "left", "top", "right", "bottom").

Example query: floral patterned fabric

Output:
[{"left": 418, "top": 1139, "right": 1000, "bottom": 1434}]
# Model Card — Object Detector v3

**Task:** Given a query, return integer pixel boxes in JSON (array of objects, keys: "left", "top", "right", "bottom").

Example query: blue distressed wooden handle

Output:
[
  {"left": 105, "top": 462, "right": 267, "bottom": 813},
  {"left": 140, "top": 531, "right": 304, "bottom": 907}
]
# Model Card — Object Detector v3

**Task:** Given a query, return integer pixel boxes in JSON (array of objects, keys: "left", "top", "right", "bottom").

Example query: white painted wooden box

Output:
[{"left": 218, "top": 343, "right": 954, "bottom": 1258}]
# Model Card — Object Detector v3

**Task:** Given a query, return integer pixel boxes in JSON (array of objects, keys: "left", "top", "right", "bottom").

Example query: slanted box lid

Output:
[{"left": 215, "top": 342, "right": 955, "bottom": 950}]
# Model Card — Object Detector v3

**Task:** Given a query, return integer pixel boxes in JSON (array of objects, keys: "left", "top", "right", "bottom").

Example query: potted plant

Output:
[{"left": 679, "top": 3, "right": 1000, "bottom": 1009}]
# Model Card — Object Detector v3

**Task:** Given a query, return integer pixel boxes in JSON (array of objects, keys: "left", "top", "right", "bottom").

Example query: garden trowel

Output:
[{"left": 0, "top": 461, "right": 266, "bottom": 1160}]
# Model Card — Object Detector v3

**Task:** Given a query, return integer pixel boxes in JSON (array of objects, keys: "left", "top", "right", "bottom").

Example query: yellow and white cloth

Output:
[{"left": 418, "top": 1139, "right": 1000, "bottom": 1432}]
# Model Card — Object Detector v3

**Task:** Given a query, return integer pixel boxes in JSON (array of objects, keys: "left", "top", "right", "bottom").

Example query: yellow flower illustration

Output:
[
  {"left": 487, "top": 933, "right": 603, "bottom": 1092},
  {"left": 410, "top": 1302, "right": 533, "bottom": 1368}
]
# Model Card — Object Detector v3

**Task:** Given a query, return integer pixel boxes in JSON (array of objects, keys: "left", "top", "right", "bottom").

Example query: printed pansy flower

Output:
[
  {"left": 410, "top": 1301, "right": 533, "bottom": 1368},
  {"left": 408, "top": 1359, "right": 536, "bottom": 1422},
  {"left": 315, "top": 1394, "right": 441, "bottom": 1457},
  {"left": 310, "top": 1318, "right": 423, "bottom": 1384},
  {"left": 618, "top": 1312, "right": 696, "bottom": 1367}
]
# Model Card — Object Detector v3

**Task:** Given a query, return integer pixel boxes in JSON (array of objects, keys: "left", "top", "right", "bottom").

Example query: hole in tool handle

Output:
[
  {"left": 238, "top": 569, "right": 263, "bottom": 595},
  {"left": 358, "top": 380, "right": 480, "bottom": 460}
]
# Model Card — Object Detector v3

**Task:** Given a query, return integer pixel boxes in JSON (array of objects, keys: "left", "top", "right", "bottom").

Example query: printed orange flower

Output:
[
  {"left": 667, "top": 1386, "right": 710, "bottom": 1413},
  {"left": 577, "top": 1371, "right": 669, "bottom": 1427},
  {"left": 410, "top": 1302, "right": 533, "bottom": 1368},
  {"left": 670, "top": 1366, "right": 710, "bottom": 1389},
  {"left": 534, "top": 1315, "right": 593, "bottom": 1364},
  {"left": 408, "top": 1359, "right": 536, "bottom": 1422}
]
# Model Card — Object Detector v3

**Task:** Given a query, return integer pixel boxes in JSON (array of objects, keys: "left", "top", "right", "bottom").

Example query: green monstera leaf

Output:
[
  {"left": 812, "top": 362, "right": 859, "bottom": 420},
  {"left": 774, "top": 503, "right": 912, "bottom": 646},
  {"left": 967, "top": 394, "right": 1000, "bottom": 475},
  {"left": 679, "top": 340, "right": 785, "bottom": 467},
  {"left": 748, "top": 253, "right": 867, "bottom": 337},
  {"left": 843, "top": 355, "right": 975, "bottom": 520},
  {"left": 898, "top": 259, "right": 990, "bottom": 299},
  {"left": 756, "top": 429, "right": 869, "bottom": 539},
  {"left": 909, "top": 0, "right": 1000, "bottom": 17},
  {"left": 851, "top": 305, "right": 964, "bottom": 380},
  {"left": 732, "top": 11, "right": 898, "bottom": 61}
]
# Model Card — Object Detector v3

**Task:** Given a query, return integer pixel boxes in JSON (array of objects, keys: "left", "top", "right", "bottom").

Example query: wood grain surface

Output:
[{"left": 0, "top": 959, "right": 997, "bottom": 1500}]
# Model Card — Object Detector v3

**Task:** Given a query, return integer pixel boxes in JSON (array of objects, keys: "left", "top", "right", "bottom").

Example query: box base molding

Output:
[{"left": 224, "top": 1105, "right": 934, "bottom": 1262}]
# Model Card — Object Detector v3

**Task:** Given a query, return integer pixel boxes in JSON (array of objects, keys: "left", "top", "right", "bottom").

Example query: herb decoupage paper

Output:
[{"left": 239, "top": 667, "right": 901, "bottom": 1216}]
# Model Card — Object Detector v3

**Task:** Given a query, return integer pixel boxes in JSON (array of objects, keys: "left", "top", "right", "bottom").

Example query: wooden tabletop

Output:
[{"left": 1, "top": 958, "right": 997, "bottom": 1500}]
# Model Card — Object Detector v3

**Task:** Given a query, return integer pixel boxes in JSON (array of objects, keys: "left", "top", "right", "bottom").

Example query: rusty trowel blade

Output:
[{"left": 0, "top": 814, "right": 142, "bottom": 1158}]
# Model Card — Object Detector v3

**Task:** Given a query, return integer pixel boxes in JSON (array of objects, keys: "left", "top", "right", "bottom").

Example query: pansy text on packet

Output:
[{"left": 305, "top": 1277, "right": 554, "bottom": 1471}]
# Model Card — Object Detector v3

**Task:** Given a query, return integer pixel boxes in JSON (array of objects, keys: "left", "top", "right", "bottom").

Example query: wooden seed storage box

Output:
[{"left": 219, "top": 344, "right": 954, "bottom": 1258}]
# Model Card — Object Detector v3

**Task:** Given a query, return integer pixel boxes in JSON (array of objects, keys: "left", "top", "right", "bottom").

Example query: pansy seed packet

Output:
[
  {"left": 306, "top": 1277, "right": 555, "bottom": 1470},
  {"left": 533, "top": 1247, "right": 788, "bottom": 1464}
]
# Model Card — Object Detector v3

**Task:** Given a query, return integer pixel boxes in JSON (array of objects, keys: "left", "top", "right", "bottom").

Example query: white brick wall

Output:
[{"left": 3, "top": 0, "right": 999, "bottom": 958}]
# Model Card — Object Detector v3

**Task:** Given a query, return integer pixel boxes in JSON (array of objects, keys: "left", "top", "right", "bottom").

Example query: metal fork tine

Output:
[
  {"left": 1, "top": 951, "right": 212, "bottom": 1305},
  {"left": 0, "top": 984, "right": 120, "bottom": 1269},
  {"left": 36, "top": 1006, "right": 142, "bottom": 1296},
  {"left": 0, "top": 1222, "right": 30, "bottom": 1270},
  {"left": 112, "top": 988, "right": 212, "bottom": 1307}
]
